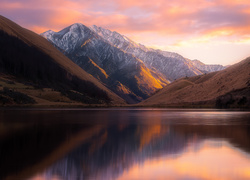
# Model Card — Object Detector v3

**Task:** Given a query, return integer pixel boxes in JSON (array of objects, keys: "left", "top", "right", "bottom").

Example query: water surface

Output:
[{"left": 0, "top": 108, "right": 250, "bottom": 180}]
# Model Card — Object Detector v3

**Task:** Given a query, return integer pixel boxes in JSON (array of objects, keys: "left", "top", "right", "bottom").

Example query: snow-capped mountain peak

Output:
[
  {"left": 42, "top": 23, "right": 96, "bottom": 53},
  {"left": 90, "top": 25, "right": 148, "bottom": 51},
  {"left": 41, "top": 30, "right": 55, "bottom": 39}
]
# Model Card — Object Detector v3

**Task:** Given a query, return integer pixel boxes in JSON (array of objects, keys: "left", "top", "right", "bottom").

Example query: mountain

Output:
[
  {"left": 0, "top": 15, "right": 125, "bottom": 106},
  {"left": 41, "top": 23, "right": 228, "bottom": 104},
  {"left": 140, "top": 57, "right": 250, "bottom": 108},
  {"left": 42, "top": 24, "right": 169, "bottom": 103},
  {"left": 191, "top": 59, "right": 226, "bottom": 73}
]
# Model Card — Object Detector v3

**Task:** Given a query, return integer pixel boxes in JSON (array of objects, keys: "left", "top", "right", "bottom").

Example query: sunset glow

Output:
[{"left": 1, "top": 0, "right": 250, "bottom": 65}]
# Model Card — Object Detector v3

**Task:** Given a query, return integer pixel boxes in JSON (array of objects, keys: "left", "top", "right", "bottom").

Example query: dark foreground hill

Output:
[
  {"left": 0, "top": 15, "right": 125, "bottom": 106},
  {"left": 140, "top": 57, "right": 250, "bottom": 108}
]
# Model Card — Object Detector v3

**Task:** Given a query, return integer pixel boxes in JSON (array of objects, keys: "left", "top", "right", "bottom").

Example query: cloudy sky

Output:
[{"left": 1, "top": 0, "right": 250, "bottom": 65}]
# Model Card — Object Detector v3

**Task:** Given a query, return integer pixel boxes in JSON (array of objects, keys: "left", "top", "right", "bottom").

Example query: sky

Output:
[{"left": 1, "top": 0, "right": 250, "bottom": 65}]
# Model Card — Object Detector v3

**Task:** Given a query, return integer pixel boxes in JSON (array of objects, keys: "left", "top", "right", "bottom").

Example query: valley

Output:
[{"left": 0, "top": 15, "right": 248, "bottom": 109}]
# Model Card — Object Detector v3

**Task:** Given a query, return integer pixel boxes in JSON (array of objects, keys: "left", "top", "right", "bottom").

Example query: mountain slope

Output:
[
  {"left": 90, "top": 25, "right": 204, "bottom": 81},
  {"left": 0, "top": 15, "right": 125, "bottom": 106},
  {"left": 140, "top": 57, "right": 250, "bottom": 108},
  {"left": 192, "top": 59, "right": 226, "bottom": 73},
  {"left": 42, "top": 24, "right": 169, "bottom": 103}
]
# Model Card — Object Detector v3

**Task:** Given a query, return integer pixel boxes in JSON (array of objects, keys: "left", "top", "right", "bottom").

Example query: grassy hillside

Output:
[{"left": 140, "top": 57, "right": 250, "bottom": 108}]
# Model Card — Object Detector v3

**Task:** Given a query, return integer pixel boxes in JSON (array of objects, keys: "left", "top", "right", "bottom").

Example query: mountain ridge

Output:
[
  {"left": 89, "top": 25, "right": 227, "bottom": 80},
  {"left": 89, "top": 25, "right": 202, "bottom": 81},
  {"left": 191, "top": 59, "right": 226, "bottom": 73}
]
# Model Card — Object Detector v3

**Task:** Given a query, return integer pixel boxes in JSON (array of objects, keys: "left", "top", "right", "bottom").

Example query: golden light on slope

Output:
[
  {"left": 88, "top": 58, "right": 109, "bottom": 79},
  {"left": 116, "top": 82, "right": 132, "bottom": 95},
  {"left": 135, "top": 66, "right": 168, "bottom": 95}
]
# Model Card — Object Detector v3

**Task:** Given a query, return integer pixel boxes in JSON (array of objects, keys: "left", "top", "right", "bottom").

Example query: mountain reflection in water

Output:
[{"left": 0, "top": 109, "right": 250, "bottom": 180}]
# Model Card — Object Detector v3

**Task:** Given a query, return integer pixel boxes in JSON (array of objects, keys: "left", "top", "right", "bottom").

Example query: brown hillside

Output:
[
  {"left": 141, "top": 57, "right": 250, "bottom": 108},
  {"left": 0, "top": 15, "right": 125, "bottom": 105}
]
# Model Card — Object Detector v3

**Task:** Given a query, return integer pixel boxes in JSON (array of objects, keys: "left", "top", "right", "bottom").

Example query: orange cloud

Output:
[
  {"left": 1, "top": 0, "right": 250, "bottom": 36},
  {"left": 49, "top": 9, "right": 83, "bottom": 28}
]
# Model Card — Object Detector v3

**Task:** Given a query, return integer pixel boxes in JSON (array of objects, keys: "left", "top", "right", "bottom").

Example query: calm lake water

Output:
[{"left": 0, "top": 108, "right": 250, "bottom": 180}]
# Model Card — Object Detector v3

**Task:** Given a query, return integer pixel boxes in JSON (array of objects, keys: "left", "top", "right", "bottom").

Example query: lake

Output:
[{"left": 0, "top": 108, "right": 250, "bottom": 180}]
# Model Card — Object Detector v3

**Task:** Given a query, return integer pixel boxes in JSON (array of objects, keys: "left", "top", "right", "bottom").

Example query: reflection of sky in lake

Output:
[
  {"left": 30, "top": 139, "right": 250, "bottom": 180},
  {"left": 117, "top": 141, "right": 250, "bottom": 180},
  {"left": 0, "top": 109, "right": 250, "bottom": 180}
]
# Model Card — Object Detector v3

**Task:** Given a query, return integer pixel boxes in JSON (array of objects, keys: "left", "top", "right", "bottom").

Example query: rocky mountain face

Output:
[
  {"left": 42, "top": 24, "right": 169, "bottom": 103},
  {"left": 192, "top": 60, "right": 226, "bottom": 73},
  {"left": 42, "top": 24, "right": 226, "bottom": 103},
  {"left": 90, "top": 25, "right": 204, "bottom": 81}
]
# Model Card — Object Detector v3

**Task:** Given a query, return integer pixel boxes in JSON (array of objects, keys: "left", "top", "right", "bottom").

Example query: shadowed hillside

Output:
[{"left": 0, "top": 16, "right": 125, "bottom": 106}]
